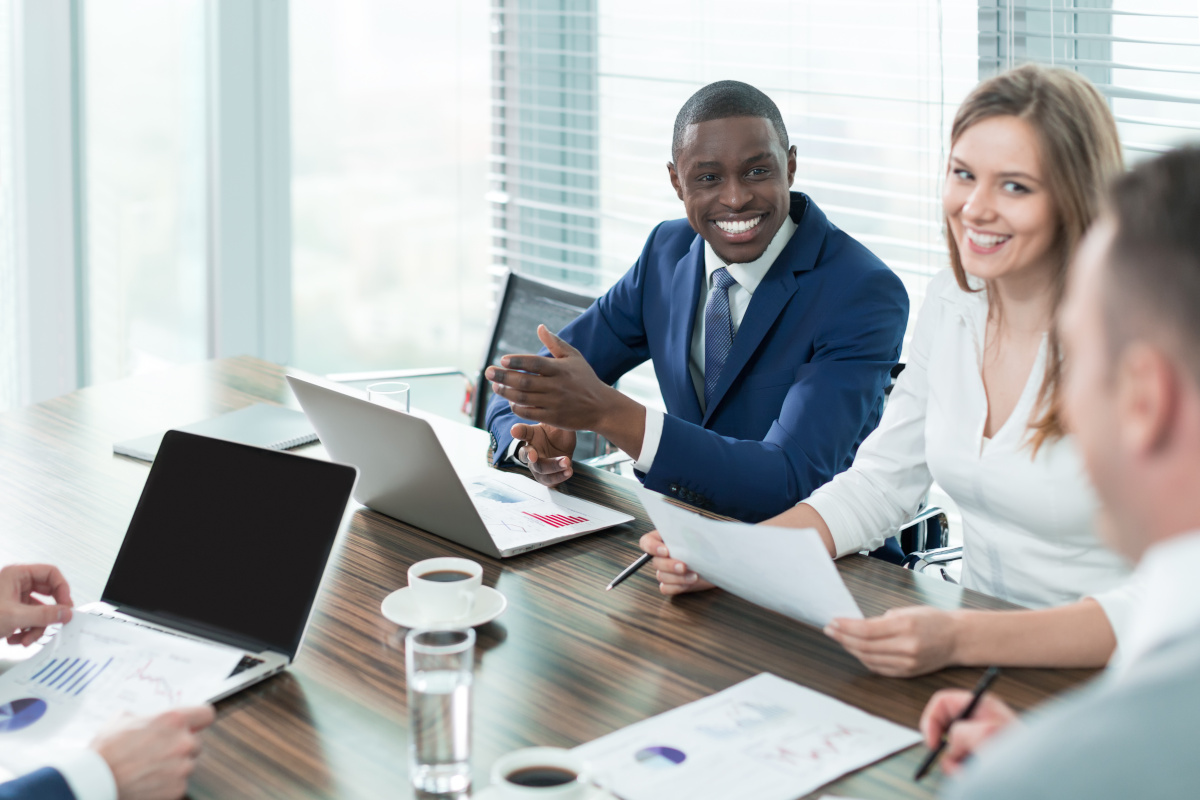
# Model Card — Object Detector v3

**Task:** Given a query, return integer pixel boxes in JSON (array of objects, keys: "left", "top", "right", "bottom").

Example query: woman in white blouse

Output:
[{"left": 641, "top": 64, "right": 1135, "bottom": 677}]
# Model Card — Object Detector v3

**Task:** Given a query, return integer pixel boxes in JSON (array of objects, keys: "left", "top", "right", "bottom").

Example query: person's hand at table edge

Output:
[
  {"left": 486, "top": 325, "right": 647, "bottom": 459},
  {"left": 92, "top": 705, "right": 216, "bottom": 800},
  {"left": 511, "top": 422, "right": 577, "bottom": 487},
  {"left": 0, "top": 563, "right": 74, "bottom": 647},
  {"left": 918, "top": 689, "right": 1018, "bottom": 775},
  {"left": 639, "top": 531, "right": 715, "bottom": 596}
]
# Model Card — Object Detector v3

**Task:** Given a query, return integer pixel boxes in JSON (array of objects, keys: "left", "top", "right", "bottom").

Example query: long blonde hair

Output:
[{"left": 946, "top": 64, "right": 1123, "bottom": 453}]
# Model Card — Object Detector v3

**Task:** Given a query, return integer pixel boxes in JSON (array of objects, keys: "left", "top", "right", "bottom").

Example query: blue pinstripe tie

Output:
[{"left": 704, "top": 267, "right": 738, "bottom": 408}]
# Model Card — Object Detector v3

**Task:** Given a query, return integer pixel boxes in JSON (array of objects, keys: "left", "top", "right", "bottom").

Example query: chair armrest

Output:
[
  {"left": 901, "top": 545, "right": 963, "bottom": 572},
  {"left": 327, "top": 367, "right": 473, "bottom": 383},
  {"left": 898, "top": 506, "right": 949, "bottom": 555}
]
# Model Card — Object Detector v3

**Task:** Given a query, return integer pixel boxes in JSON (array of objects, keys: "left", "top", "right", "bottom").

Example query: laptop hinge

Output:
[{"left": 107, "top": 605, "right": 287, "bottom": 659}]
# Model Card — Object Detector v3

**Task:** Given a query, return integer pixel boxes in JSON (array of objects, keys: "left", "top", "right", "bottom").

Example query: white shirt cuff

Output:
[
  {"left": 504, "top": 437, "right": 524, "bottom": 464},
  {"left": 44, "top": 749, "right": 117, "bottom": 800},
  {"left": 633, "top": 409, "right": 664, "bottom": 473}
]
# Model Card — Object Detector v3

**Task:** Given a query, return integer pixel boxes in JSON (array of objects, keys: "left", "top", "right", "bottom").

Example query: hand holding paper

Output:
[{"left": 636, "top": 487, "right": 862, "bottom": 628}]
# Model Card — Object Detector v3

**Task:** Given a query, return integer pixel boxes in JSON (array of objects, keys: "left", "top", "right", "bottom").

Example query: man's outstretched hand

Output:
[
  {"left": 487, "top": 325, "right": 646, "bottom": 463},
  {"left": 510, "top": 422, "right": 577, "bottom": 488}
]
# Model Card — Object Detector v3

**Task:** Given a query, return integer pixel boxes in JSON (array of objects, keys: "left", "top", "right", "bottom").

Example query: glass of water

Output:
[
  {"left": 406, "top": 628, "right": 475, "bottom": 794},
  {"left": 367, "top": 380, "right": 411, "bottom": 412}
]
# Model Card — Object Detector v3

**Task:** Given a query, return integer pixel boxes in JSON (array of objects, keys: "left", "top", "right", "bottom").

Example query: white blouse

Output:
[{"left": 805, "top": 269, "right": 1137, "bottom": 643}]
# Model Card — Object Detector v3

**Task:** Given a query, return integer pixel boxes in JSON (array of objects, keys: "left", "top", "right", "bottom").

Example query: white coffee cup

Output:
[
  {"left": 406, "top": 557, "right": 482, "bottom": 623},
  {"left": 491, "top": 747, "right": 592, "bottom": 800}
]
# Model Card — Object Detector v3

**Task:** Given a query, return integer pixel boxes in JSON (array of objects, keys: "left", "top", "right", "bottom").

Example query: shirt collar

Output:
[
  {"left": 702, "top": 215, "right": 799, "bottom": 293},
  {"left": 1111, "top": 530, "right": 1200, "bottom": 676}
]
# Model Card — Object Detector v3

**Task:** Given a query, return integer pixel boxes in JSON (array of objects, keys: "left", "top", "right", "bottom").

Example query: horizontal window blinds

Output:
[
  {"left": 492, "top": 0, "right": 981, "bottom": 359},
  {"left": 980, "top": 1, "right": 1200, "bottom": 163}
]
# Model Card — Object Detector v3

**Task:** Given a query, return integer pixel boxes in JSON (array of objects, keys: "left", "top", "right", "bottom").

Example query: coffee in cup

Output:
[
  {"left": 407, "top": 557, "right": 483, "bottom": 623},
  {"left": 491, "top": 747, "right": 591, "bottom": 799}
]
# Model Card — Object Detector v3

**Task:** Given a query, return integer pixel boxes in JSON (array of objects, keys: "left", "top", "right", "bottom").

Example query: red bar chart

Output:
[{"left": 523, "top": 511, "right": 589, "bottom": 528}]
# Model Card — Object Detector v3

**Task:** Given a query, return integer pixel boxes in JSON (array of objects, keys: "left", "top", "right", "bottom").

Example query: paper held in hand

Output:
[
  {"left": 635, "top": 486, "right": 863, "bottom": 628},
  {"left": 573, "top": 673, "right": 921, "bottom": 800},
  {"left": 0, "top": 614, "right": 241, "bottom": 771}
]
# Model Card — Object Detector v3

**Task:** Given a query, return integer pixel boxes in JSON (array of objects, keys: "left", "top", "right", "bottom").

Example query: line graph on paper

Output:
[{"left": 745, "top": 723, "right": 883, "bottom": 776}]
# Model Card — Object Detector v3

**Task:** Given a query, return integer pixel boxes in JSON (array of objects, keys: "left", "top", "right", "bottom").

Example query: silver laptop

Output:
[
  {"left": 78, "top": 429, "right": 358, "bottom": 701},
  {"left": 286, "top": 374, "right": 633, "bottom": 558}
]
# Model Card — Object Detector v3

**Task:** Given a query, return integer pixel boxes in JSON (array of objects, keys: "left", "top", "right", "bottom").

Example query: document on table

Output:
[
  {"left": 636, "top": 487, "right": 862, "bottom": 627},
  {"left": 465, "top": 471, "right": 634, "bottom": 552},
  {"left": 0, "top": 614, "right": 241, "bottom": 770},
  {"left": 574, "top": 673, "right": 921, "bottom": 800}
]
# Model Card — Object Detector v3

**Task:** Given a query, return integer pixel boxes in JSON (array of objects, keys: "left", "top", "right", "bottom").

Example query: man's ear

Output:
[
  {"left": 1116, "top": 343, "right": 1178, "bottom": 458},
  {"left": 667, "top": 162, "right": 684, "bottom": 202},
  {"left": 786, "top": 145, "right": 797, "bottom": 187}
]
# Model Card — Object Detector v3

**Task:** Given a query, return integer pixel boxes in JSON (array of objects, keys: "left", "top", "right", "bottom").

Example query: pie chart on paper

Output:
[
  {"left": 0, "top": 698, "right": 47, "bottom": 732},
  {"left": 634, "top": 745, "right": 687, "bottom": 769}
]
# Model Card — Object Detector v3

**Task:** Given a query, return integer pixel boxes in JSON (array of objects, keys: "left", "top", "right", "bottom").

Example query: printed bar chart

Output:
[
  {"left": 27, "top": 656, "right": 111, "bottom": 697},
  {"left": 522, "top": 511, "right": 589, "bottom": 528}
]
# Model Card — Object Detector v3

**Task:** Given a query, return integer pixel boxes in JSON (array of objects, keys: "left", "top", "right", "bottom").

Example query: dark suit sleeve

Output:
[
  {"left": 643, "top": 264, "right": 908, "bottom": 522},
  {"left": 0, "top": 768, "right": 76, "bottom": 800},
  {"left": 485, "top": 226, "right": 662, "bottom": 463}
]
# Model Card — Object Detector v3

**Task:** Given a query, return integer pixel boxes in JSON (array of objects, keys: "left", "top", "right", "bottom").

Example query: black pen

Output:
[
  {"left": 914, "top": 666, "right": 1002, "bottom": 781},
  {"left": 605, "top": 552, "right": 652, "bottom": 591}
]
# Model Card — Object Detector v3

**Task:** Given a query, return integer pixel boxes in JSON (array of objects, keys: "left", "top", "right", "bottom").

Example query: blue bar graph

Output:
[{"left": 25, "top": 656, "right": 111, "bottom": 696}]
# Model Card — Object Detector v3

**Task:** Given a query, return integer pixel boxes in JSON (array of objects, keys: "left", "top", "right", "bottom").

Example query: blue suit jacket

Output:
[
  {"left": 0, "top": 769, "right": 74, "bottom": 800},
  {"left": 487, "top": 192, "right": 909, "bottom": 522}
]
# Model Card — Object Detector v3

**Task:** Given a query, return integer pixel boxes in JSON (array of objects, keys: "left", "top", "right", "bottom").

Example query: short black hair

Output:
[{"left": 671, "top": 80, "right": 790, "bottom": 164}]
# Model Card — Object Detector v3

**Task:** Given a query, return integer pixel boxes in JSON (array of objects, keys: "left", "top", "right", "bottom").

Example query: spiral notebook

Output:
[{"left": 113, "top": 404, "right": 318, "bottom": 462}]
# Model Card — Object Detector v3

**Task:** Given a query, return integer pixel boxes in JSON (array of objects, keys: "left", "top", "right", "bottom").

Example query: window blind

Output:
[
  {"left": 491, "top": 1, "right": 981, "bottom": 393},
  {"left": 980, "top": 1, "right": 1200, "bottom": 163}
]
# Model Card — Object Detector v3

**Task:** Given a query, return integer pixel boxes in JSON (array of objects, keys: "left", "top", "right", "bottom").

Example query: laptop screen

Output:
[{"left": 102, "top": 429, "right": 357, "bottom": 658}]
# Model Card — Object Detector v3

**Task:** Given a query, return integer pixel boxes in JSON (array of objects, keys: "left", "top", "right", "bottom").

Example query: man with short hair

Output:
[
  {"left": 922, "top": 146, "right": 1200, "bottom": 799},
  {"left": 485, "top": 80, "right": 909, "bottom": 523},
  {"left": 0, "top": 564, "right": 213, "bottom": 800}
]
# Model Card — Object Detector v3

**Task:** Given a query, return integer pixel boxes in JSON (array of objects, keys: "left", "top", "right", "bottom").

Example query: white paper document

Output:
[
  {"left": 574, "top": 673, "right": 921, "bottom": 800},
  {"left": 0, "top": 614, "right": 242, "bottom": 770},
  {"left": 636, "top": 487, "right": 862, "bottom": 628},
  {"left": 466, "top": 471, "right": 634, "bottom": 552}
]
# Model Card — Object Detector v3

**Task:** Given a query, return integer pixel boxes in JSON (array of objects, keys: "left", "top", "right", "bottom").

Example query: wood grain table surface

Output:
[{"left": 0, "top": 356, "right": 1096, "bottom": 799}]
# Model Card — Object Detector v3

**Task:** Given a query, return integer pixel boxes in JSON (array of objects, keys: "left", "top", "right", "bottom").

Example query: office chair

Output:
[{"left": 329, "top": 270, "right": 612, "bottom": 462}]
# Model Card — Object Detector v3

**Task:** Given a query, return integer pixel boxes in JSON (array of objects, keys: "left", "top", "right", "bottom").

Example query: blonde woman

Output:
[{"left": 641, "top": 64, "right": 1138, "bottom": 677}]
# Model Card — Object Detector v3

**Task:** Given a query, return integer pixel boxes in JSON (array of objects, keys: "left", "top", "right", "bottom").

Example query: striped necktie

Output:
[{"left": 704, "top": 267, "right": 738, "bottom": 408}]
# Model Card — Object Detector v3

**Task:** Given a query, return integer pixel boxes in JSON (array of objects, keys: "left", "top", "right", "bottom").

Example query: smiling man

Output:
[{"left": 484, "top": 81, "right": 909, "bottom": 523}]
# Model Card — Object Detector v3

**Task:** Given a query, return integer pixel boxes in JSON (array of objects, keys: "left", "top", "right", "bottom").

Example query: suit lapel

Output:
[
  {"left": 701, "top": 193, "right": 824, "bottom": 425},
  {"left": 666, "top": 235, "right": 705, "bottom": 423}
]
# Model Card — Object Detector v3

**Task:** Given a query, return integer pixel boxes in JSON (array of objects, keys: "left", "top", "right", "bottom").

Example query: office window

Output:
[
  {"left": 290, "top": 0, "right": 493, "bottom": 376},
  {"left": 980, "top": 1, "right": 1200, "bottom": 163},
  {"left": 0, "top": 0, "right": 16, "bottom": 411},
  {"left": 80, "top": 0, "right": 209, "bottom": 385},
  {"left": 491, "top": 1, "right": 980, "bottom": 373}
]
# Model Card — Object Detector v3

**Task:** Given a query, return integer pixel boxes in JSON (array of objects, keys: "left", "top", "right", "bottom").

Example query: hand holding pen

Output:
[{"left": 916, "top": 667, "right": 1012, "bottom": 779}]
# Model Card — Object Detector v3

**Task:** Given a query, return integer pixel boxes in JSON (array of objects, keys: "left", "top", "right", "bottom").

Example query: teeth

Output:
[
  {"left": 716, "top": 216, "right": 762, "bottom": 234},
  {"left": 966, "top": 229, "right": 1011, "bottom": 248}
]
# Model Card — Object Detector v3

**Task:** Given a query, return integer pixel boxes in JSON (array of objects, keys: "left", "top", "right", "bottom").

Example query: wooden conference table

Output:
[{"left": 0, "top": 356, "right": 1096, "bottom": 799}]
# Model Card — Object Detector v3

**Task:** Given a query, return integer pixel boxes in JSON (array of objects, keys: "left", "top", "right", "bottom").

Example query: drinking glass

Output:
[
  {"left": 367, "top": 381, "right": 410, "bottom": 412},
  {"left": 406, "top": 628, "right": 475, "bottom": 793}
]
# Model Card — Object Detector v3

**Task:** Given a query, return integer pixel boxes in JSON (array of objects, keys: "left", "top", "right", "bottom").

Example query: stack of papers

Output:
[{"left": 574, "top": 673, "right": 921, "bottom": 800}]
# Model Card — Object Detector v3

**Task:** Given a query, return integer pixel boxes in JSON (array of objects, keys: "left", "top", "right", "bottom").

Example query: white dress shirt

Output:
[
  {"left": 42, "top": 749, "right": 117, "bottom": 800},
  {"left": 804, "top": 269, "right": 1138, "bottom": 643},
  {"left": 1109, "top": 530, "right": 1200, "bottom": 678},
  {"left": 632, "top": 215, "right": 799, "bottom": 472}
]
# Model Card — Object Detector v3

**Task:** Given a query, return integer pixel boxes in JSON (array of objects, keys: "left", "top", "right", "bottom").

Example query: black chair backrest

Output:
[{"left": 473, "top": 271, "right": 597, "bottom": 429}]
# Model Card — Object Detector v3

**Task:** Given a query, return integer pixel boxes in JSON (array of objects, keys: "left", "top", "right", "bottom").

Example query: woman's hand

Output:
[
  {"left": 824, "top": 606, "right": 961, "bottom": 677},
  {"left": 638, "top": 531, "right": 715, "bottom": 596}
]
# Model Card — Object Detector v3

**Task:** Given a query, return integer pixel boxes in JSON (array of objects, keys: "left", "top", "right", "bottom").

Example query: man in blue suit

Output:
[
  {"left": 485, "top": 80, "right": 908, "bottom": 523},
  {"left": 0, "top": 564, "right": 212, "bottom": 800}
]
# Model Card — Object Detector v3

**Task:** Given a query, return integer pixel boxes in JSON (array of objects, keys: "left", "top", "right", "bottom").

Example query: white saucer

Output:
[
  {"left": 380, "top": 585, "right": 508, "bottom": 629},
  {"left": 471, "top": 786, "right": 614, "bottom": 800}
]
